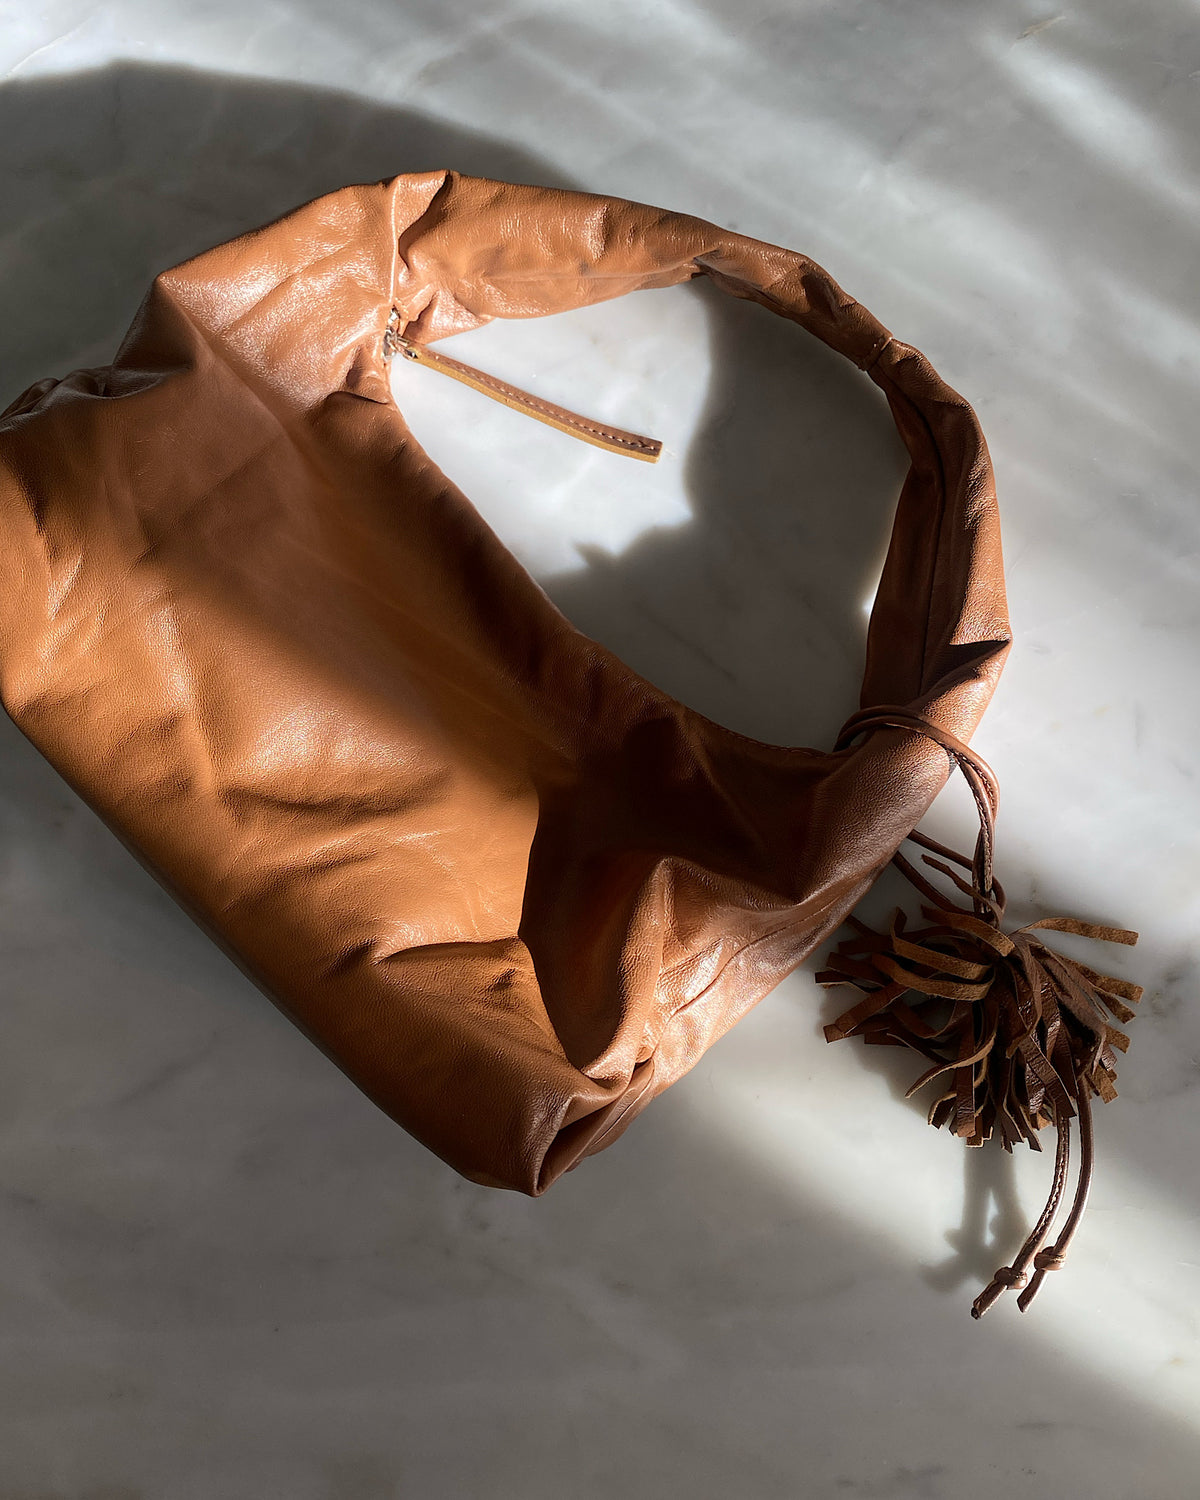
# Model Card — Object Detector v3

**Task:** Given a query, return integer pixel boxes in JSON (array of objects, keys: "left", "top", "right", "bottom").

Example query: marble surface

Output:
[{"left": 1, "top": 3, "right": 1198, "bottom": 1496}]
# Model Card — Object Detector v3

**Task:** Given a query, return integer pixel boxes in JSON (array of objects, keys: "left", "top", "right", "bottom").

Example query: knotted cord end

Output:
[{"left": 823, "top": 706, "right": 1141, "bottom": 1320}]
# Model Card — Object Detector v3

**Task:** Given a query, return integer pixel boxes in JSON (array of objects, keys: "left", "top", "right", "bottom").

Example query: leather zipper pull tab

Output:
[{"left": 385, "top": 329, "right": 662, "bottom": 464}]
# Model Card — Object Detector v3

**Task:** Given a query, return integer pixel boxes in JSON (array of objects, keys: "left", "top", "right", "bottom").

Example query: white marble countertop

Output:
[{"left": 1, "top": 3, "right": 1197, "bottom": 1496}]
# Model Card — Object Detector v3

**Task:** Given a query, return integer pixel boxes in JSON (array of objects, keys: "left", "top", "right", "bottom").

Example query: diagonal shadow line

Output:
[
  {"left": 0, "top": 58, "right": 1194, "bottom": 1493},
  {"left": 0, "top": 43, "right": 1168, "bottom": 1286},
  {"left": 1, "top": 721, "right": 1198, "bottom": 1495},
  {"left": 0, "top": 52, "right": 1182, "bottom": 1236}
]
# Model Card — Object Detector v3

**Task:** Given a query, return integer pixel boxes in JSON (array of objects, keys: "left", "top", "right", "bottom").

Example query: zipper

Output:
[{"left": 384, "top": 322, "right": 662, "bottom": 464}]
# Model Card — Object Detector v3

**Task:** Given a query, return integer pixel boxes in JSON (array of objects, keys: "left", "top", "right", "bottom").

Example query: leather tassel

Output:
[{"left": 820, "top": 708, "right": 1141, "bottom": 1318}]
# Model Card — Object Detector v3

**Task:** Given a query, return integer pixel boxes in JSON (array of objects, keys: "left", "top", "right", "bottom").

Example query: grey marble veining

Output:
[{"left": 0, "top": 3, "right": 1197, "bottom": 1497}]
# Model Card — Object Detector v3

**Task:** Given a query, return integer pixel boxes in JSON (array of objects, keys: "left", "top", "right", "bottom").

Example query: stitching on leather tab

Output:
[
  {"left": 384, "top": 312, "right": 660, "bottom": 456},
  {"left": 443, "top": 361, "right": 659, "bottom": 452}
]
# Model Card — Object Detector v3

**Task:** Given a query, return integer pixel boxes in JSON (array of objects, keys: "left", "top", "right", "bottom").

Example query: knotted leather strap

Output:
[
  {"left": 823, "top": 705, "right": 1141, "bottom": 1319},
  {"left": 836, "top": 704, "right": 1000, "bottom": 909}
]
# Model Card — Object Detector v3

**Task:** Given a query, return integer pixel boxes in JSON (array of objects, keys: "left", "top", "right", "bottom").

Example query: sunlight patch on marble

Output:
[
  {"left": 989, "top": 32, "right": 1200, "bottom": 222},
  {"left": 713, "top": 1045, "right": 1200, "bottom": 1430}
]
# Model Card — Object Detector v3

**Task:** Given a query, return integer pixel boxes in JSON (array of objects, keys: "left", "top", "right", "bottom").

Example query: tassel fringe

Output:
[{"left": 821, "top": 707, "right": 1142, "bottom": 1319}]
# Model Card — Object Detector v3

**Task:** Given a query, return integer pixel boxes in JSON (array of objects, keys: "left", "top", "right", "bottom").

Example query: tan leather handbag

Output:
[{"left": 0, "top": 170, "right": 1139, "bottom": 1316}]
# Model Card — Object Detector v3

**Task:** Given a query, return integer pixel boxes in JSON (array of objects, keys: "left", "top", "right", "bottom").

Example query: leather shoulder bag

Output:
[{"left": 0, "top": 170, "right": 1140, "bottom": 1317}]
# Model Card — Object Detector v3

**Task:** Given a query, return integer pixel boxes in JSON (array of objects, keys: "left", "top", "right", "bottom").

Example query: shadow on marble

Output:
[
  {"left": 0, "top": 60, "right": 903, "bottom": 757},
  {"left": 543, "top": 270, "right": 901, "bottom": 754},
  {"left": 1, "top": 708, "right": 1197, "bottom": 1495},
  {"left": 0, "top": 59, "right": 1196, "bottom": 1498}
]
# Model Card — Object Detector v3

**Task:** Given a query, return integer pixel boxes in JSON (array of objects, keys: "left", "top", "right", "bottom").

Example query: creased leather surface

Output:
[{"left": 0, "top": 170, "right": 1010, "bottom": 1193}]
